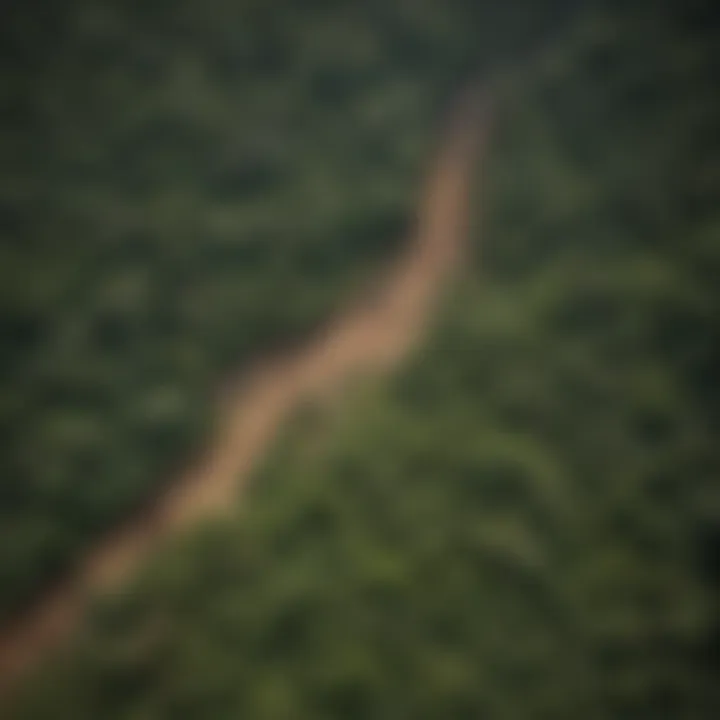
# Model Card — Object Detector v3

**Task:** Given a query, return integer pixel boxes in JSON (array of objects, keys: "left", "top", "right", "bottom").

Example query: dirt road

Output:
[{"left": 0, "top": 89, "right": 490, "bottom": 699}]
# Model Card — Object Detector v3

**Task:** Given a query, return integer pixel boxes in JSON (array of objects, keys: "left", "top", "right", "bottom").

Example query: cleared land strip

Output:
[{"left": 0, "top": 88, "right": 491, "bottom": 700}]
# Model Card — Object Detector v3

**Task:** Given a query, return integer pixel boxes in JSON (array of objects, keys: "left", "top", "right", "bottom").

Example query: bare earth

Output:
[{"left": 0, "top": 91, "right": 490, "bottom": 699}]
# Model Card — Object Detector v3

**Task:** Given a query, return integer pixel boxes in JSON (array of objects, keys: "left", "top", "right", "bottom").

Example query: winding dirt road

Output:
[{"left": 0, "top": 89, "right": 490, "bottom": 700}]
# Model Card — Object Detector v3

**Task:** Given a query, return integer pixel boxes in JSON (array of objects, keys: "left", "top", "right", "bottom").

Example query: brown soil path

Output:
[{"left": 0, "top": 89, "right": 491, "bottom": 700}]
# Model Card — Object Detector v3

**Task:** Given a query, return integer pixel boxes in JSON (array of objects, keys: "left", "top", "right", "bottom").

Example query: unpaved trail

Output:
[{"left": 0, "top": 90, "right": 490, "bottom": 700}]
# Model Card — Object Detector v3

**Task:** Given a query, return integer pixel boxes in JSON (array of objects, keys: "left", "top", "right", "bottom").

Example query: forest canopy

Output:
[{"left": 3, "top": 1, "right": 719, "bottom": 718}]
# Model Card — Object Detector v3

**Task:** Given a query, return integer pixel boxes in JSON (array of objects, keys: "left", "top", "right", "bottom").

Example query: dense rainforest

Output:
[
  {"left": 0, "top": 0, "right": 578, "bottom": 619},
  {"left": 4, "top": 0, "right": 720, "bottom": 718}
]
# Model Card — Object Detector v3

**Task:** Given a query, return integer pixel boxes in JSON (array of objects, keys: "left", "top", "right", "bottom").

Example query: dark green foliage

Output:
[{"left": 7, "top": 1, "right": 720, "bottom": 718}]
